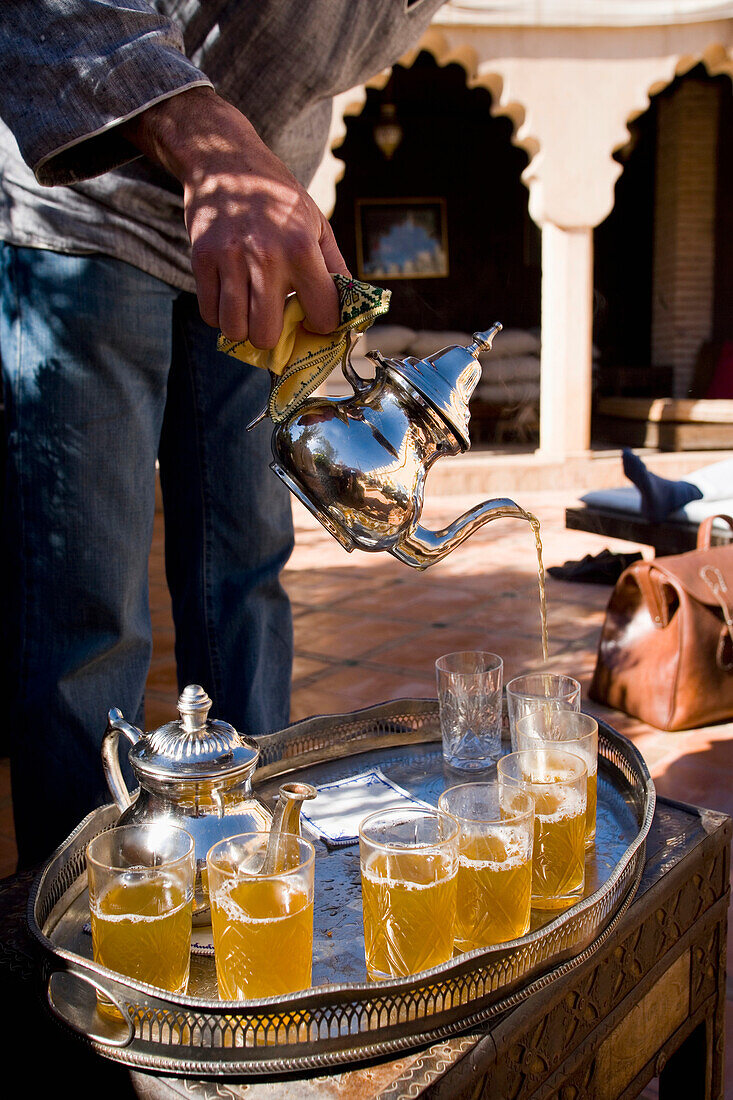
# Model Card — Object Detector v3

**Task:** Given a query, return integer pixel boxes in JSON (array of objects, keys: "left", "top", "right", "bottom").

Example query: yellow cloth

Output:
[{"left": 217, "top": 274, "right": 391, "bottom": 423}]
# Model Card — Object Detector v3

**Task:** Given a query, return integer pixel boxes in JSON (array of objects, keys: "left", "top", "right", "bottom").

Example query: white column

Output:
[{"left": 539, "top": 224, "right": 594, "bottom": 456}]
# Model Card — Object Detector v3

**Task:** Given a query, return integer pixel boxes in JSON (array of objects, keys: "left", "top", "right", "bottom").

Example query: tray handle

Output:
[
  {"left": 47, "top": 966, "right": 135, "bottom": 1048},
  {"left": 101, "top": 708, "right": 140, "bottom": 811}
]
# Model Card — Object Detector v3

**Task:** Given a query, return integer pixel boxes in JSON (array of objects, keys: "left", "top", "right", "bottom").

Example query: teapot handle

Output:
[
  {"left": 341, "top": 330, "right": 373, "bottom": 396},
  {"left": 101, "top": 709, "right": 141, "bottom": 812}
]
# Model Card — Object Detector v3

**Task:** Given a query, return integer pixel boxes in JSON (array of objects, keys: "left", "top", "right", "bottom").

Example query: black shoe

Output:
[{"left": 548, "top": 549, "right": 642, "bottom": 585}]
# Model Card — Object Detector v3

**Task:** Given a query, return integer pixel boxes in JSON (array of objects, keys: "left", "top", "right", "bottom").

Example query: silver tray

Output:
[{"left": 28, "top": 699, "right": 655, "bottom": 1076}]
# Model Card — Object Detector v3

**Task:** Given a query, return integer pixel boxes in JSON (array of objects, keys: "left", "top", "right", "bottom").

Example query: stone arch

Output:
[
  {"left": 325, "top": 46, "right": 540, "bottom": 335},
  {"left": 616, "top": 46, "right": 733, "bottom": 162},
  {"left": 309, "top": 25, "right": 530, "bottom": 217}
]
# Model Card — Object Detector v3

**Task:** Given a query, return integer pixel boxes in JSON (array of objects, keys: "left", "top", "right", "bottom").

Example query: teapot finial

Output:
[
  {"left": 468, "top": 325, "right": 503, "bottom": 355},
  {"left": 177, "top": 684, "right": 212, "bottom": 734}
]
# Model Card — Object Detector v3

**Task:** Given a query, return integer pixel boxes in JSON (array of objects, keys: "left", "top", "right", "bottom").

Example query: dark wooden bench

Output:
[{"left": 565, "top": 504, "right": 733, "bottom": 557}]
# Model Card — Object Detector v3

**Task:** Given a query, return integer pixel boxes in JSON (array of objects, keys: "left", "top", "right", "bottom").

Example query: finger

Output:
[
  {"left": 290, "top": 231, "right": 342, "bottom": 334},
  {"left": 191, "top": 251, "right": 222, "bottom": 330},
  {"left": 318, "top": 219, "right": 351, "bottom": 279},
  {"left": 294, "top": 264, "right": 340, "bottom": 335},
  {"left": 217, "top": 257, "right": 251, "bottom": 342},
  {"left": 247, "top": 271, "right": 288, "bottom": 350}
]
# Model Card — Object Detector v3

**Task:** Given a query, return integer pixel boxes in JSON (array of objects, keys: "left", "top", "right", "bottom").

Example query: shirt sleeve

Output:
[{"left": 0, "top": 0, "right": 213, "bottom": 186}]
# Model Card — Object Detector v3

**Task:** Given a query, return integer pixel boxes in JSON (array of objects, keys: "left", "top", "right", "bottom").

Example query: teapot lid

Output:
[
  {"left": 129, "top": 685, "right": 260, "bottom": 783},
  {"left": 384, "top": 324, "right": 502, "bottom": 449}
]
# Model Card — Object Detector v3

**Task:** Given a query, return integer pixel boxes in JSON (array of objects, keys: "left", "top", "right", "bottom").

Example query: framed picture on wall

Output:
[{"left": 355, "top": 197, "right": 449, "bottom": 280}]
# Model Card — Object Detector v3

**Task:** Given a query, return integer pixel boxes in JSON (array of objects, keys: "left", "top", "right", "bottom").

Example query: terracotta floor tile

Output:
[
  {"left": 299, "top": 612, "right": 418, "bottom": 660},
  {"left": 652, "top": 750, "right": 733, "bottom": 817},
  {"left": 465, "top": 594, "right": 549, "bottom": 636},
  {"left": 282, "top": 568, "right": 378, "bottom": 606},
  {"left": 308, "top": 664, "right": 435, "bottom": 704},
  {"left": 145, "top": 657, "right": 179, "bottom": 692},
  {"left": 374, "top": 626, "right": 496, "bottom": 674},
  {"left": 292, "top": 655, "right": 332, "bottom": 683},
  {"left": 144, "top": 691, "right": 179, "bottom": 729},
  {"left": 0, "top": 834, "right": 18, "bottom": 881},
  {"left": 0, "top": 798, "right": 15, "bottom": 837},
  {"left": 0, "top": 759, "right": 10, "bottom": 800},
  {"left": 289, "top": 684, "right": 369, "bottom": 724}
]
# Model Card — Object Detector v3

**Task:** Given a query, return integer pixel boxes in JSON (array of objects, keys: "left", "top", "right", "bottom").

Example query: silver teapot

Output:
[
  {"left": 268, "top": 323, "right": 521, "bottom": 568},
  {"left": 101, "top": 685, "right": 272, "bottom": 923}
]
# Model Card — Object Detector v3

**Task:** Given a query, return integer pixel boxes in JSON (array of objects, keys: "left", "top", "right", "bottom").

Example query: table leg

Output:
[{"left": 658, "top": 1021, "right": 710, "bottom": 1100}]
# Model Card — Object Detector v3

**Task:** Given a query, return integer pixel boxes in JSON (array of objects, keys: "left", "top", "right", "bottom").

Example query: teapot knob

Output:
[
  {"left": 177, "top": 684, "right": 213, "bottom": 734},
  {"left": 469, "top": 323, "right": 503, "bottom": 355}
]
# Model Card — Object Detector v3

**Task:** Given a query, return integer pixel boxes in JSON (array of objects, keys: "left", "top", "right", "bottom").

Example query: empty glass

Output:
[
  {"left": 436, "top": 651, "right": 504, "bottom": 770},
  {"left": 506, "top": 673, "right": 581, "bottom": 750},
  {"left": 359, "top": 807, "right": 459, "bottom": 980},
  {"left": 497, "top": 749, "right": 587, "bottom": 911},
  {"left": 207, "top": 832, "right": 315, "bottom": 1000},
  {"left": 515, "top": 710, "right": 599, "bottom": 845},
  {"left": 86, "top": 823, "right": 195, "bottom": 1019},
  {"left": 438, "top": 783, "right": 534, "bottom": 951}
]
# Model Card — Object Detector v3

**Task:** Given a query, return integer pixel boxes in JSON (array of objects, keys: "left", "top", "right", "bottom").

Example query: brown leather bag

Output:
[{"left": 589, "top": 515, "right": 733, "bottom": 731}]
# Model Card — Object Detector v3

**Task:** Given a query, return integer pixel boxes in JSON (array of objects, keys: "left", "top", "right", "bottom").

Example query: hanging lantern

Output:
[{"left": 373, "top": 103, "right": 403, "bottom": 160}]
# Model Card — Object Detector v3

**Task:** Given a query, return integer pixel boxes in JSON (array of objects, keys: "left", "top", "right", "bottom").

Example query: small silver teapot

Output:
[
  {"left": 268, "top": 323, "right": 521, "bottom": 568},
  {"left": 101, "top": 685, "right": 271, "bottom": 923}
]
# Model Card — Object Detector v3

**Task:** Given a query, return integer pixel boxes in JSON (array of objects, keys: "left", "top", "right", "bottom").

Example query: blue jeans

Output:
[{"left": 1, "top": 244, "right": 294, "bottom": 867}]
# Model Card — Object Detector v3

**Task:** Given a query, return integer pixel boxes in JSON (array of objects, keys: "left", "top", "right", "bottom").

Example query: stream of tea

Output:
[
  {"left": 477, "top": 504, "right": 548, "bottom": 663},
  {"left": 520, "top": 507, "right": 549, "bottom": 664}
]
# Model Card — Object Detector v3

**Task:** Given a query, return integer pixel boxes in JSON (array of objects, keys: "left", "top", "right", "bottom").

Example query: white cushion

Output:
[
  {"left": 488, "top": 328, "right": 541, "bottom": 359},
  {"left": 580, "top": 487, "right": 733, "bottom": 527},
  {"left": 409, "top": 330, "right": 474, "bottom": 360},
  {"left": 473, "top": 379, "right": 540, "bottom": 405},
  {"left": 482, "top": 355, "right": 540, "bottom": 384},
  {"left": 362, "top": 324, "right": 416, "bottom": 356}
]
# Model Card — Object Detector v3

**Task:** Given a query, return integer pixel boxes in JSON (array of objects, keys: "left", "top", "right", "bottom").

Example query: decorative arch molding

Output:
[
  {"left": 308, "top": 27, "right": 526, "bottom": 216},
  {"left": 624, "top": 45, "right": 733, "bottom": 137},
  {"left": 311, "top": 21, "right": 732, "bottom": 229}
]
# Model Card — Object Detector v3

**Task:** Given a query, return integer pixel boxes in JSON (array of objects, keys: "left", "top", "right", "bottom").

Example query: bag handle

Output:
[
  {"left": 697, "top": 514, "right": 733, "bottom": 550},
  {"left": 634, "top": 565, "right": 671, "bottom": 628}
]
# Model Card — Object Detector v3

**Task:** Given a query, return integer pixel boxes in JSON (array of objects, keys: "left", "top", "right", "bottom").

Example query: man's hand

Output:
[{"left": 122, "top": 87, "right": 350, "bottom": 347}]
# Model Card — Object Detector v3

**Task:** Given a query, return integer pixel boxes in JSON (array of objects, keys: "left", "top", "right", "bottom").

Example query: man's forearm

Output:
[{"left": 120, "top": 87, "right": 251, "bottom": 188}]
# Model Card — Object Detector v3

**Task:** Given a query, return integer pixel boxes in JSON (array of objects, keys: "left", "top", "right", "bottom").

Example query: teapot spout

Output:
[
  {"left": 391, "top": 498, "right": 525, "bottom": 569},
  {"left": 260, "top": 782, "right": 317, "bottom": 874}
]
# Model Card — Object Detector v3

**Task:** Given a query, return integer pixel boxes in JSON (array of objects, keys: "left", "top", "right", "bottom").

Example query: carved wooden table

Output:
[{"left": 1, "top": 796, "right": 729, "bottom": 1100}]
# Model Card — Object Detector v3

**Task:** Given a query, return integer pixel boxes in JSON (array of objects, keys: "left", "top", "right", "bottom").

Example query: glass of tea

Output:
[
  {"left": 514, "top": 710, "right": 599, "bottom": 846},
  {"left": 436, "top": 651, "right": 504, "bottom": 770},
  {"left": 206, "top": 832, "right": 315, "bottom": 1000},
  {"left": 359, "top": 806, "right": 459, "bottom": 980},
  {"left": 438, "top": 783, "right": 534, "bottom": 951},
  {"left": 86, "top": 823, "right": 195, "bottom": 1019},
  {"left": 506, "top": 673, "right": 581, "bottom": 750},
  {"left": 497, "top": 748, "right": 587, "bottom": 911}
]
